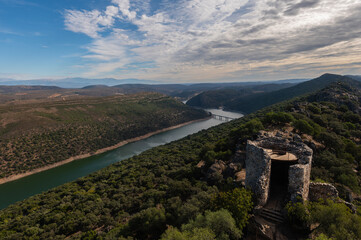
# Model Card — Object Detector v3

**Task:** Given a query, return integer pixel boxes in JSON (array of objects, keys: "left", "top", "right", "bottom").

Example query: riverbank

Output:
[{"left": 0, "top": 117, "right": 211, "bottom": 185}]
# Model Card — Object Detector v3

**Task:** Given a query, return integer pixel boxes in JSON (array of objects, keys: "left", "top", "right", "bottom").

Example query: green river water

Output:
[{"left": 0, "top": 109, "right": 243, "bottom": 209}]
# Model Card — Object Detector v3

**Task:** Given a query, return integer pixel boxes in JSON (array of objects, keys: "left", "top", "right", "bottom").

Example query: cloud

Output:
[
  {"left": 64, "top": 9, "right": 114, "bottom": 38},
  {"left": 64, "top": 0, "right": 361, "bottom": 82},
  {"left": 0, "top": 0, "right": 40, "bottom": 7},
  {"left": 112, "top": 0, "right": 137, "bottom": 19},
  {"left": 0, "top": 28, "right": 23, "bottom": 36},
  {"left": 284, "top": 0, "right": 321, "bottom": 16}
]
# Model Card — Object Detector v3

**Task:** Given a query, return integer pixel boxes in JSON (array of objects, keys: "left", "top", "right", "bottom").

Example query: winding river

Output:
[{"left": 0, "top": 108, "right": 243, "bottom": 209}]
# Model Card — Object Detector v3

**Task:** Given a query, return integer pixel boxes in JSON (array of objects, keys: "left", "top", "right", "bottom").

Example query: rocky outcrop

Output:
[
  {"left": 308, "top": 182, "right": 339, "bottom": 201},
  {"left": 206, "top": 160, "right": 226, "bottom": 183},
  {"left": 203, "top": 149, "right": 245, "bottom": 183},
  {"left": 247, "top": 215, "right": 275, "bottom": 240},
  {"left": 309, "top": 182, "right": 357, "bottom": 213}
]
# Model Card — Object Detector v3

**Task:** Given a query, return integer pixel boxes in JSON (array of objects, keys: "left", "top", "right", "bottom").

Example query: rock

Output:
[
  {"left": 196, "top": 160, "right": 205, "bottom": 168},
  {"left": 230, "top": 150, "right": 246, "bottom": 166},
  {"left": 247, "top": 215, "right": 275, "bottom": 240},
  {"left": 276, "top": 131, "right": 283, "bottom": 137},
  {"left": 293, "top": 134, "right": 302, "bottom": 142},
  {"left": 309, "top": 182, "right": 357, "bottom": 213},
  {"left": 342, "top": 200, "right": 357, "bottom": 213},
  {"left": 224, "top": 162, "right": 240, "bottom": 178},
  {"left": 235, "top": 169, "right": 246, "bottom": 183},
  {"left": 206, "top": 160, "right": 226, "bottom": 184},
  {"left": 308, "top": 182, "right": 339, "bottom": 201}
]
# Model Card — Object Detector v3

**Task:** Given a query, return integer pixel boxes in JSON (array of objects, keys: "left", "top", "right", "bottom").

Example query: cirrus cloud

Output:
[{"left": 64, "top": 0, "right": 361, "bottom": 82}]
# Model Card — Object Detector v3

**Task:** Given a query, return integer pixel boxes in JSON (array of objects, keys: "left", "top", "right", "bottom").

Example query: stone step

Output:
[
  {"left": 262, "top": 208, "right": 284, "bottom": 217},
  {"left": 259, "top": 209, "right": 285, "bottom": 223}
]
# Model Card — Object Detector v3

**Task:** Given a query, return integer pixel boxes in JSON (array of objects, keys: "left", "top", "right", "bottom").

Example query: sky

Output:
[{"left": 0, "top": 0, "right": 361, "bottom": 83}]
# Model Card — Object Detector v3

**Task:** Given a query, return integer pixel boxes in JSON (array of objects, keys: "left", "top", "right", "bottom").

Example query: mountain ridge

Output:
[{"left": 187, "top": 73, "right": 357, "bottom": 114}]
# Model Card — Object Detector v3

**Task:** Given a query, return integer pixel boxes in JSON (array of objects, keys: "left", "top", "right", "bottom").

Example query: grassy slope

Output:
[
  {"left": 0, "top": 79, "right": 361, "bottom": 239},
  {"left": 0, "top": 93, "right": 207, "bottom": 178}
]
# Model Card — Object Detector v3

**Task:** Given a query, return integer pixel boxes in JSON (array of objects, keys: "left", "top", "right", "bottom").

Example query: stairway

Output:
[{"left": 259, "top": 208, "right": 285, "bottom": 224}]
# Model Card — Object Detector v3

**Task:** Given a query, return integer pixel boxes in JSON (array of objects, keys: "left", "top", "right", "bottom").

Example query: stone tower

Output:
[{"left": 245, "top": 131, "right": 313, "bottom": 207}]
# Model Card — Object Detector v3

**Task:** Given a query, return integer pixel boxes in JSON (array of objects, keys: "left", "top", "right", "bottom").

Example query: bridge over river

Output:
[
  {"left": 211, "top": 114, "right": 237, "bottom": 122},
  {"left": 0, "top": 108, "right": 243, "bottom": 209}
]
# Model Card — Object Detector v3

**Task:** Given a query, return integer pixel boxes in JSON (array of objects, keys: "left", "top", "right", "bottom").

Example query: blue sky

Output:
[{"left": 1, "top": 0, "right": 361, "bottom": 83}]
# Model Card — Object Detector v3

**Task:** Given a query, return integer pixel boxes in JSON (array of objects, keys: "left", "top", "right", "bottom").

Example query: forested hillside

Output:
[
  {"left": 187, "top": 74, "right": 356, "bottom": 114},
  {"left": 0, "top": 93, "right": 207, "bottom": 179},
  {"left": 186, "top": 83, "right": 293, "bottom": 108},
  {"left": 1, "top": 78, "right": 361, "bottom": 239}
]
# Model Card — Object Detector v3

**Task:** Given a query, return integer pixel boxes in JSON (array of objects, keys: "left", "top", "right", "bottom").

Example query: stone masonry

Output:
[{"left": 245, "top": 131, "right": 313, "bottom": 206}]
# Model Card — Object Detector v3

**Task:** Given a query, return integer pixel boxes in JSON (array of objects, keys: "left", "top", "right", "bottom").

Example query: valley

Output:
[
  {"left": 0, "top": 92, "right": 208, "bottom": 180},
  {"left": 1, "top": 74, "right": 361, "bottom": 239},
  {"left": 0, "top": 108, "right": 243, "bottom": 209}
]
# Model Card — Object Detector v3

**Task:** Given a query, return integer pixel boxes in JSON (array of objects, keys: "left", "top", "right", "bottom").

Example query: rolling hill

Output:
[
  {"left": 1, "top": 75, "right": 360, "bottom": 239},
  {"left": 187, "top": 74, "right": 356, "bottom": 114},
  {"left": 0, "top": 93, "right": 208, "bottom": 179},
  {"left": 186, "top": 83, "right": 294, "bottom": 108}
]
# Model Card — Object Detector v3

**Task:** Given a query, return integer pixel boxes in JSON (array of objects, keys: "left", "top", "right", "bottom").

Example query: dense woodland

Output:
[
  {"left": 0, "top": 93, "right": 207, "bottom": 178},
  {"left": 1, "top": 77, "right": 361, "bottom": 239},
  {"left": 187, "top": 74, "right": 358, "bottom": 114},
  {"left": 186, "top": 83, "right": 293, "bottom": 109}
]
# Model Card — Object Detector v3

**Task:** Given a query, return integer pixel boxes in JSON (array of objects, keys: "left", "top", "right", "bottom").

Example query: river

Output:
[{"left": 0, "top": 108, "right": 243, "bottom": 209}]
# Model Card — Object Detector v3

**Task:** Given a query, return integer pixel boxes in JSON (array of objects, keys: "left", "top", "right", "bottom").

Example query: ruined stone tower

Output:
[{"left": 245, "top": 131, "right": 313, "bottom": 207}]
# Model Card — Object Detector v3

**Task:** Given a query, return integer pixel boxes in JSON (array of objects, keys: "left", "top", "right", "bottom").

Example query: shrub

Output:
[
  {"left": 231, "top": 118, "right": 264, "bottom": 140},
  {"left": 262, "top": 112, "right": 295, "bottom": 126},
  {"left": 294, "top": 119, "right": 314, "bottom": 135},
  {"left": 126, "top": 207, "right": 166, "bottom": 239},
  {"left": 286, "top": 201, "right": 311, "bottom": 229},
  {"left": 182, "top": 209, "right": 242, "bottom": 240},
  {"left": 309, "top": 200, "right": 361, "bottom": 240},
  {"left": 211, "top": 188, "right": 253, "bottom": 230},
  {"left": 308, "top": 104, "right": 321, "bottom": 114},
  {"left": 161, "top": 226, "right": 216, "bottom": 240}
]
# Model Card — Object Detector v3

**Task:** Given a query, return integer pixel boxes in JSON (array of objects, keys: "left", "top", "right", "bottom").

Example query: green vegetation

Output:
[
  {"left": 287, "top": 200, "right": 361, "bottom": 240},
  {"left": 0, "top": 93, "right": 207, "bottom": 178},
  {"left": 211, "top": 188, "right": 253, "bottom": 230},
  {"left": 186, "top": 83, "right": 293, "bottom": 108},
  {"left": 188, "top": 74, "right": 356, "bottom": 114},
  {"left": 0, "top": 117, "right": 253, "bottom": 239},
  {"left": 161, "top": 209, "right": 242, "bottom": 240},
  {"left": 0, "top": 77, "right": 361, "bottom": 239}
]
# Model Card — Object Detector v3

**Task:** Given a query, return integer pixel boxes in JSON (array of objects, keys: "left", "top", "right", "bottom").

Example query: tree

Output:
[
  {"left": 126, "top": 207, "right": 166, "bottom": 239},
  {"left": 211, "top": 188, "right": 253, "bottom": 230},
  {"left": 294, "top": 119, "right": 314, "bottom": 135},
  {"left": 182, "top": 209, "right": 242, "bottom": 240},
  {"left": 161, "top": 226, "right": 216, "bottom": 240},
  {"left": 263, "top": 112, "right": 294, "bottom": 125}
]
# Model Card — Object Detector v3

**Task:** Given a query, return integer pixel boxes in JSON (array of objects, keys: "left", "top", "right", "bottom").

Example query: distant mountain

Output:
[
  {"left": 347, "top": 75, "right": 361, "bottom": 82},
  {"left": 224, "top": 74, "right": 356, "bottom": 113},
  {"left": 0, "top": 78, "right": 160, "bottom": 88},
  {"left": 0, "top": 85, "right": 61, "bottom": 94},
  {"left": 186, "top": 83, "right": 294, "bottom": 108},
  {"left": 187, "top": 74, "right": 356, "bottom": 114},
  {"left": 0, "top": 77, "right": 311, "bottom": 103},
  {"left": 270, "top": 78, "right": 309, "bottom": 84},
  {"left": 0, "top": 77, "right": 309, "bottom": 89}
]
